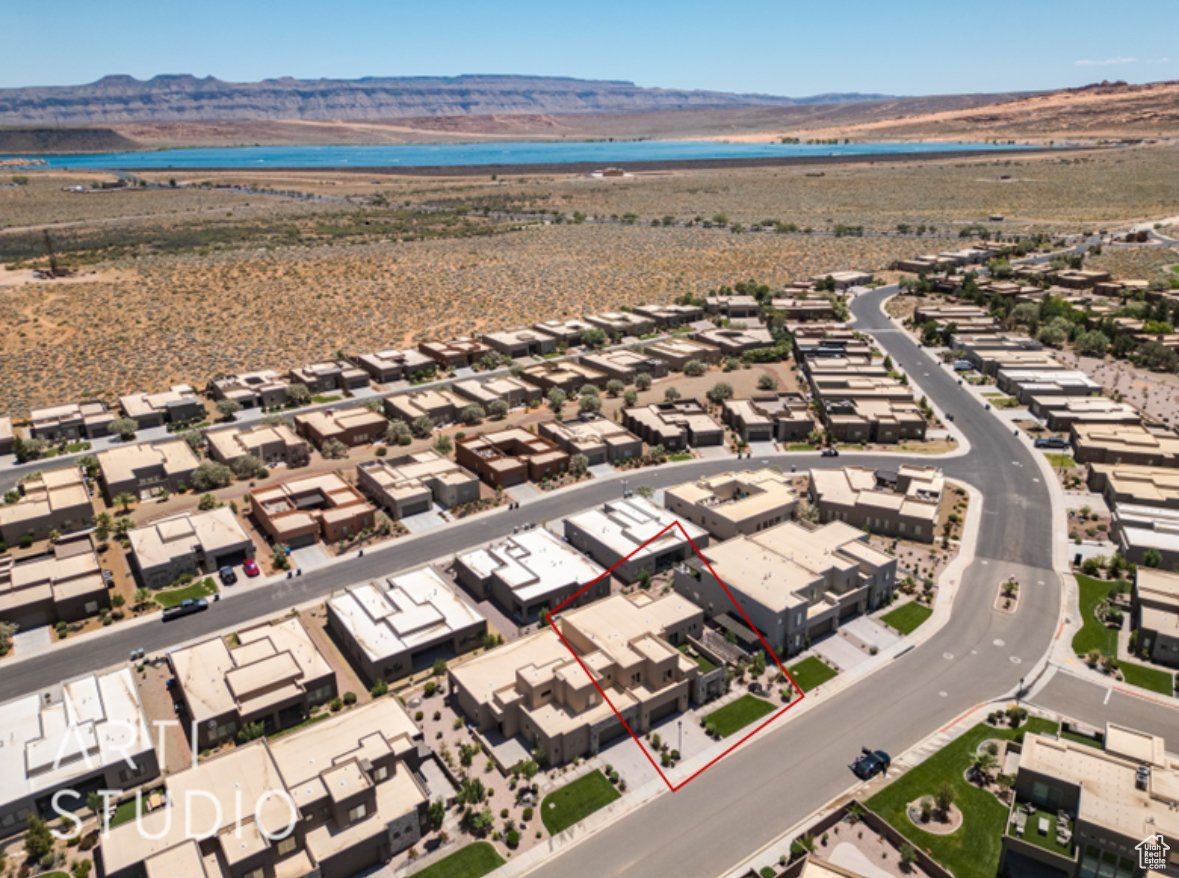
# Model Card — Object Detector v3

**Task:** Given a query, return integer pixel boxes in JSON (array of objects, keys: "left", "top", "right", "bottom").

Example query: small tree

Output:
[
  {"left": 683, "top": 360, "right": 707, "bottom": 377},
  {"left": 385, "top": 419, "right": 413, "bottom": 445},
  {"left": 578, "top": 394, "right": 602, "bottom": 414},
  {"left": 547, "top": 388, "right": 567, "bottom": 414},
  {"left": 191, "top": 461, "right": 233, "bottom": 491},
  {"left": 624, "top": 389, "right": 639, "bottom": 406},
  {"left": 934, "top": 783, "right": 954, "bottom": 816},
  {"left": 24, "top": 815, "right": 53, "bottom": 862},
  {"left": 109, "top": 417, "right": 138, "bottom": 441},
  {"left": 899, "top": 843, "right": 917, "bottom": 870},
  {"left": 706, "top": 382, "right": 734, "bottom": 404},
  {"left": 664, "top": 387, "right": 682, "bottom": 403},
  {"left": 580, "top": 327, "right": 608, "bottom": 349},
  {"left": 93, "top": 512, "right": 113, "bottom": 544},
  {"left": 569, "top": 454, "right": 589, "bottom": 477},
  {"left": 434, "top": 434, "right": 454, "bottom": 456},
  {"left": 411, "top": 415, "right": 434, "bottom": 439},
  {"left": 285, "top": 383, "right": 312, "bottom": 407},
  {"left": 215, "top": 398, "right": 242, "bottom": 421},
  {"left": 605, "top": 379, "right": 626, "bottom": 397},
  {"left": 198, "top": 492, "right": 220, "bottom": 511},
  {"left": 230, "top": 454, "right": 266, "bottom": 480},
  {"left": 113, "top": 492, "right": 137, "bottom": 514},
  {"left": 488, "top": 399, "right": 510, "bottom": 419},
  {"left": 757, "top": 374, "right": 778, "bottom": 390},
  {"left": 321, "top": 438, "right": 349, "bottom": 459},
  {"left": 460, "top": 404, "right": 486, "bottom": 426},
  {"left": 635, "top": 373, "right": 653, "bottom": 391}
]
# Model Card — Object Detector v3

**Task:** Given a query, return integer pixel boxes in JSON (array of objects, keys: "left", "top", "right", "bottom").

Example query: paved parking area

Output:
[
  {"left": 401, "top": 508, "right": 449, "bottom": 534},
  {"left": 840, "top": 616, "right": 901, "bottom": 653},
  {"left": 812, "top": 633, "right": 867, "bottom": 672},
  {"left": 289, "top": 543, "right": 332, "bottom": 571}
]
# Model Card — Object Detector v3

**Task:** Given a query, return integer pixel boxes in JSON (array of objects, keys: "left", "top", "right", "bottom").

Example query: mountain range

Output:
[{"left": 0, "top": 74, "right": 895, "bottom": 125}]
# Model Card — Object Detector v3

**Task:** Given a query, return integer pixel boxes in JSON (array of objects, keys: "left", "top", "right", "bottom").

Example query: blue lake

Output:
[{"left": 6, "top": 140, "right": 1037, "bottom": 170}]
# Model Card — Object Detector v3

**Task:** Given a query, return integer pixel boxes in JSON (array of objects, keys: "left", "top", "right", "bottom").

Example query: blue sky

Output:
[{"left": 2, "top": 0, "right": 1175, "bottom": 94}]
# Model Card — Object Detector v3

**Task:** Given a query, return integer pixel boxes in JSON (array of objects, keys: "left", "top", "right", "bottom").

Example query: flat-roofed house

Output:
[
  {"left": 454, "top": 527, "right": 607, "bottom": 623},
  {"left": 0, "top": 668, "right": 157, "bottom": 836},
  {"left": 449, "top": 592, "right": 720, "bottom": 765},
  {"left": 703, "top": 294, "right": 761, "bottom": 319},
  {"left": 29, "top": 401, "right": 115, "bottom": 441},
  {"left": 586, "top": 311, "right": 654, "bottom": 338},
  {"left": 356, "top": 452, "right": 480, "bottom": 517},
  {"left": 249, "top": 473, "right": 376, "bottom": 547},
  {"left": 1088, "top": 462, "right": 1179, "bottom": 510},
  {"left": 1112, "top": 504, "right": 1179, "bottom": 569},
  {"left": 532, "top": 318, "right": 595, "bottom": 345},
  {"left": 207, "top": 369, "right": 291, "bottom": 409},
  {"left": 675, "top": 520, "right": 897, "bottom": 657},
  {"left": 538, "top": 416, "right": 643, "bottom": 465},
  {"left": 350, "top": 347, "right": 437, "bottom": 384},
  {"left": 327, "top": 566, "right": 487, "bottom": 683},
  {"left": 1133, "top": 569, "right": 1179, "bottom": 668},
  {"left": 564, "top": 497, "right": 710, "bottom": 583},
  {"left": 384, "top": 388, "right": 466, "bottom": 427},
  {"left": 0, "top": 468, "right": 92, "bottom": 545},
  {"left": 970, "top": 348, "right": 1063, "bottom": 377},
  {"left": 97, "top": 699, "right": 428, "bottom": 878},
  {"left": 97, "top": 439, "right": 200, "bottom": 503},
  {"left": 483, "top": 327, "right": 559, "bottom": 358},
  {"left": 825, "top": 398, "right": 927, "bottom": 444},
  {"left": 1028, "top": 395, "right": 1142, "bottom": 431},
  {"left": 694, "top": 325, "right": 776, "bottom": 355},
  {"left": 418, "top": 336, "right": 491, "bottom": 368},
  {"left": 169, "top": 616, "right": 337, "bottom": 748},
  {"left": 1051, "top": 267, "right": 1112, "bottom": 289},
  {"left": 127, "top": 507, "right": 254, "bottom": 589},
  {"left": 723, "top": 393, "right": 814, "bottom": 442},
  {"left": 633, "top": 302, "right": 704, "bottom": 327},
  {"left": 664, "top": 469, "right": 798, "bottom": 540},
  {"left": 455, "top": 428, "right": 569, "bottom": 488},
  {"left": 999, "top": 726, "right": 1179, "bottom": 878},
  {"left": 809, "top": 372, "right": 912, "bottom": 403},
  {"left": 622, "top": 400, "right": 723, "bottom": 450},
  {"left": 810, "top": 270, "right": 872, "bottom": 290},
  {"left": 289, "top": 359, "right": 369, "bottom": 394},
  {"left": 521, "top": 360, "right": 608, "bottom": 394},
  {"left": 0, "top": 536, "right": 109, "bottom": 628},
  {"left": 118, "top": 384, "right": 204, "bottom": 428},
  {"left": 996, "top": 369, "right": 1101, "bottom": 403},
  {"left": 453, "top": 375, "right": 541, "bottom": 410},
  {"left": 580, "top": 349, "right": 668, "bottom": 383},
  {"left": 644, "top": 337, "right": 723, "bottom": 370},
  {"left": 1071, "top": 424, "right": 1179, "bottom": 467},
  {"left": 768, "top": 297, "right": 836, "bottom": 322},
  {"left": 808, "top": 465, "right": 943, "bottom": 543},
  {"left": 206, "top": 422, "right": 310, "bottom": 468},
  {"left": 294, "top": 407, "right": 388, "bottom": 448}
]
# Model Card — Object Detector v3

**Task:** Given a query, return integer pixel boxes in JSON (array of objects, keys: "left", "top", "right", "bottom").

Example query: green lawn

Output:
[
  {"left": 408, "top": 842, "right": 505, "bottom": 878},
  {"left": 541, "top": 770, "right": 621, "bottom": 834},
  {"left": 867, "top": 718, "right": 1058, "bottom": 878},
  {"left": 788, "top": 657, "right": 838, "bottom": 692},
  {"left": 1044, "top": 453, "right": 1077, "bottom": 469},
  {"left": 679, "top": 644, "right": 717, "bottom": 673},
  {"left": 1011, "top": 804, "right": 1072, "bottom": 858},
  {"left": 787, "top": 442, "right": 817, "bottom": 451},
  {"left": 1119, "top": 661, "right": 1176, "bottom": 696},
  {"left": 668, "top": 451, "right": 695, "bottom": 462},
  {"left": 266, "top": 711, "right": 332, "bottom": 741},
  {"left": 1070, "top": 574, "right": 1124, "bottom": 656},
  {"left": 153, "top": 577, "right": 218, "bottom": 609},
  {"left": 703, "top": 694, "right": 776, "bottom": 737},
  {"left": 311, "top": 394, "right": 342, "bottom": 404},
  {"left": 881, "top": 601, "right": 933, "bottom": 635},
  {"left": 1059, "top": 729, "right": 1103, "bottom": 749}
]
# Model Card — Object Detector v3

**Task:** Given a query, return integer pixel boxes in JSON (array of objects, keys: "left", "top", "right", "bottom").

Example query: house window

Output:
[
  {"left": 243, "top": 870, "right": 265, "bottom": 878},
  {"left": 276, "top": 836, "right": 298, "bottom": 857},
  {"left": 373, "top": 765, "right": 389, "bottom": 782},
  {"left": 349, "top": 803, "right": 368, "bottom": 823}
]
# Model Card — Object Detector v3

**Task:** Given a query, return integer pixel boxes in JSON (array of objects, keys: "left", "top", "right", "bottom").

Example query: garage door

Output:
[
  {"left": 211, "top": 548, "right": 250, "bottom": 568},
  {"left": 649, "top": 699, "right": 679, "bottom": 725}
]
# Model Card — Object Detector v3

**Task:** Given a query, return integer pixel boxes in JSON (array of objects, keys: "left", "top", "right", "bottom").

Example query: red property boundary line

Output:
[{"left": 546, "top": 518, "right": 805, "bottom": 792}]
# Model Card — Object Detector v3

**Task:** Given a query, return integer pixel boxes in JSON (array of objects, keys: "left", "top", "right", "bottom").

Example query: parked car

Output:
[
  {"left": 821, "top": 447, "right": 840, "bottom": 457},
  {"left": 101, "top": 569, "right": 114, "bottom": 588},
  {"left": 242, "top": 558, "right": 260, "bottom": 578},
  {"left": 218, "top": 565, "right": 238, "bottom": 585},
  {"left": 161, "top": 598, "right": 209, "bottom": 623},
  {"left": 851, "top": 747, "right": 891, "bottom": 780},
  {"left": 1034, "top": 436, "right": 1069, "bottom": 450}
]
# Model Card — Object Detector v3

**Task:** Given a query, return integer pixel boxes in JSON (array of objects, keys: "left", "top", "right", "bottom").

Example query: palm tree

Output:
[
  {"left": 971, "top": 751, "right": 998, "bottom": 785},
  {"left": 113, "top": 492, "right": 136, "bottom": 514}
]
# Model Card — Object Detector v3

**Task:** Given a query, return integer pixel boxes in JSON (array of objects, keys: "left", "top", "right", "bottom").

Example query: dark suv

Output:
[
  {"left": 851, "top": 748, "right": 891, "bottom": 780},
  {"left": 218, "top": 565, "right": 238, "bottom": 585}
]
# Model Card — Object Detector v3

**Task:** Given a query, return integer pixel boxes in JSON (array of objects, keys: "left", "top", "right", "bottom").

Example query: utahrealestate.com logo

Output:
[{"left": 1136, "top": 833, "right": 1169, "bottom": 871}]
